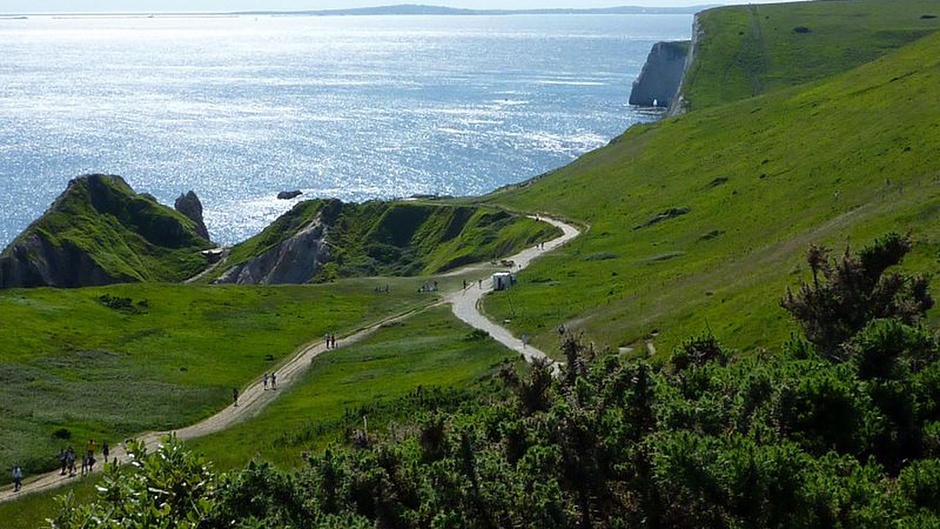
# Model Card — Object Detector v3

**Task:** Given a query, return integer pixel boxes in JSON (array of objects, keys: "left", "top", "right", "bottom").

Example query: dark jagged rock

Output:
[
  {"left": 277, "top": 190, "right": 303, "bottom": 200},
  {"left": 174, "top": 190, "right": 211, "bottom": 241},
  {"left": 629, "top": 40, "right": 690, "bottom": 108},
  {"left": 0, "top": 174, "right": 212, "bottom": 289}
]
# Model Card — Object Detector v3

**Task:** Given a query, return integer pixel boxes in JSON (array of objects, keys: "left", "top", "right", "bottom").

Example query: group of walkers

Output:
[
  {"left": 263, "top": 372, "right": 277, "bottom": 390},
  {"left": 233, "top": 370, "right": 281, "bottom": 407},
  {"left": 56, "top": 439, "right": 109, "bottom": 479},
  {"left": 325, "top": 333, "right": 338, "bottom": 349}
]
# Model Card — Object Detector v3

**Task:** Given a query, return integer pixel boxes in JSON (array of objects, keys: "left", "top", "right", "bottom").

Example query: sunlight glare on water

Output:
[{"left": 0, "top": 13, "right": 691, "bottom": 245}]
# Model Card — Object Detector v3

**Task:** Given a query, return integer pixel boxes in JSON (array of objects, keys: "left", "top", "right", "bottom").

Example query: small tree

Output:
[{"left": 781, "top": 233, "right": 933, "bottom": 360}]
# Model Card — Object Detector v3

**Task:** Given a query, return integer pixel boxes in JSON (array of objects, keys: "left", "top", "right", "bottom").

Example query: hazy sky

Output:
[{"left": 4, "top": 0, "right": 790, "bottom": 14}]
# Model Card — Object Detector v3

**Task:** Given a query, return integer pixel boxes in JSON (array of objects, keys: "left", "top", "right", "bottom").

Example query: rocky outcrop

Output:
[
  {"left": 0, "top": 174, "right": 212, "bottom": 289},
  {"left": 629, "top": 40, "right": 690, "bottom": 108},
  {"left": 215, "top": 214, "right": 331, "bottom": 285},
  {"left": 174, "top": 191, "right": 210, "bottom": 241}
]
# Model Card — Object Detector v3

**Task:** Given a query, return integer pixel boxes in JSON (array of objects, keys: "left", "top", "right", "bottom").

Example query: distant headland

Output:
[{"left": 236, "top": 4, "right": 712, "bottom": 17}]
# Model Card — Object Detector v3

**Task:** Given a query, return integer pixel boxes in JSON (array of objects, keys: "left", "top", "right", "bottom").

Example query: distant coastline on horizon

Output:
[{"left": 1, "top": 3, "right": 713, "bottom": 16}]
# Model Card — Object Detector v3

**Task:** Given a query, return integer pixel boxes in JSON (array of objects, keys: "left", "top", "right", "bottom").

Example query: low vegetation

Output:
[
  {"left": 46, "top": 236, "right": 940, "bottom": 528},
  {"left": 186, "top": 306, "right": 518, "bottom": 470},
  {"left": 6, "top": 2, "right": 940, "bottom": 527}
]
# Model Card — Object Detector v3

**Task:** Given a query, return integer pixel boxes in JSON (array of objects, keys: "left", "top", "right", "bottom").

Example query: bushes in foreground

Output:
[{"left": 51, "top": 235, "right": 940, "bottom": 527}]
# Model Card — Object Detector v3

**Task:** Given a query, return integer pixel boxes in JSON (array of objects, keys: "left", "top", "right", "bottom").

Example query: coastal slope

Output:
[
  {"left": 0, "top": 174, "right": 213, "bottom": 288},
  {"left": 213, "top": 199, "right": 559, "bottom": 285},
  {"left": 484, "top": 8, "right": 940, "bottom": 354}
]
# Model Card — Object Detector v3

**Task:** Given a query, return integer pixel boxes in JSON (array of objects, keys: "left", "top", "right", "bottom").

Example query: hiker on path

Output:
[
  {"left": 12, "top": 465, "right": 22, "bottom": 492},
  {"left": 86, "top": 439, "right": 96, "bottom": 460},
  {"left": 66, "top": 447, "right": 76, "bottom": 477},
  {"left": 58, "top": 448, "right": 67, "bottom": 475},
  {"left": 271, "top": 372, "right": 277, "bottom": 389},
  {"left": 233, "top": 387, "right": 239, "bottom": 406},
  {"left": 263, "top": 373, "right": 269, "bottom": 390},
  {"left": 102, "top": 441, "right": 109, "bottom": 463}
]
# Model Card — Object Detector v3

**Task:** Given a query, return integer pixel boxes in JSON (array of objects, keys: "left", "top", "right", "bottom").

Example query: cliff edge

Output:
[
  {"left": 629, "top": 40, "right": 690, "bottom": 108},
  {"left": 0, "top": 174, "right": 214, "bottom": 288}
]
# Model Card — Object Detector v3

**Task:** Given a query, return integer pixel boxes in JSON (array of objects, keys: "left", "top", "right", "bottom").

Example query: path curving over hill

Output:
[
  {"left": 0, "top": 215, "right": 580, "bottom": 503},
  {"left": 446, "top": 216, "right": 581, "bottom": 365}
]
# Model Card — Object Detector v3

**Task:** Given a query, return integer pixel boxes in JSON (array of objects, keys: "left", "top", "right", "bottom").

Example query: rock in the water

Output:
[
  {"left": 174, "top": 190, "right": 211, "bottom": 241},
  {"left": 277, "top": 190, "right": 303, "bottom": 200}
]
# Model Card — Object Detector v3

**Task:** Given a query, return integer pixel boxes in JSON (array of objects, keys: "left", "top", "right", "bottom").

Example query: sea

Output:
[{"left": 0, "top": 13, "right": 692, "bottom": 247}]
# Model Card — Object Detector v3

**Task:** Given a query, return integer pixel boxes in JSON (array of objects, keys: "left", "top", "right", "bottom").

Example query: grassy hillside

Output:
[
  {"left": 0, "top": 279, "right": 428, "bottom": 476},
  {"left": 484, "top": 29, "right": 940, "bottom": 356},
  {"left": 0, "top": 174, "right": 213, "bottom": 286},
  {"left": 681, "top": 0, "right": 940, "bottom": 109},
  {"left": 187, "top": 305, "right": 514, "bottom": 470},
  {"left": 218, "top": 199, "right": 558, "bottom": 281},
  {"left": 0, "top": 306, "right": 514, "bottom": 528}
]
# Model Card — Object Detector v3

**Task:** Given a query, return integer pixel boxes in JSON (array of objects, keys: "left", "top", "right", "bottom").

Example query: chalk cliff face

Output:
[
  {"left": 215, "top": 215, "right": 331, "bottom": 285},
  {"left": 0, "top": 174, "right": 213, "bottom": 289},
  {"left": 629, "top": 40, "right": 690, "bottom": 108}
]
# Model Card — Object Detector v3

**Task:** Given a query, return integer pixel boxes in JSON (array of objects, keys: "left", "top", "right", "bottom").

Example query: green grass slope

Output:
[
  {"left": 187, "top": 305, "right": 513, "bottom": 470},
  {"left": 218, "top": 199, "right": 558, "bottom": 281},
  {"left": 484, "top": 28, "right": 940, "bottom": 356},
  {"left": 0, "top": 174, "right": 212, "bottom": 287},
  {"left": 0, "top": 279, "right": 427, "bottom": 477},
  {"left": 681, "top": 0, "right": 940, "bottom": 110}
]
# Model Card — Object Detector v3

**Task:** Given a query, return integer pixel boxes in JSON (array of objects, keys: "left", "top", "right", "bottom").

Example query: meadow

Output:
[
  {"left": 0, "top": 305, "right": 517, "bottom": 529},
  {"left": 0, "top": 278, "right": 430, "bottom": 475}
]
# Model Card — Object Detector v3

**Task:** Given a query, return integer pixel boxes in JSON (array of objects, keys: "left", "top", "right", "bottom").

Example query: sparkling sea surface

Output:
[{"left": 0, "top": 13, "right": 692, "bottom": 246}]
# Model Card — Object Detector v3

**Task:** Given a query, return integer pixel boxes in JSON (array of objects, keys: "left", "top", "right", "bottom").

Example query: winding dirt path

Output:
[
  {"left": 446, "top": 216, "right": 580, "bottom": 365},
  {"left": 0, "top": 215, "right": 581, "bottom": 503}
]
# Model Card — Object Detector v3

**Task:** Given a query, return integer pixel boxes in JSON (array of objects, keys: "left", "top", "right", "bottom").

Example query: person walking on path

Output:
[
  {"left": 232, "top": 387, "right": 239, "bottom": 406},
  {"left": 12, "top": 466, "right": 22, "bottom": 492},
  {"left": 66, "top": 447, "right": 76, "bottom": 477},
  {"left": 58, "top": 448, "right": 67, "bottom": 475},
  {"left": 271, "top": 372, "right": 277, "bottom": 389},
  {"left": 263, "top": 373, "right": 269, "bottom": 390},
  {"left": 102, "top": 441, "right": 109, "bottom": 463}
]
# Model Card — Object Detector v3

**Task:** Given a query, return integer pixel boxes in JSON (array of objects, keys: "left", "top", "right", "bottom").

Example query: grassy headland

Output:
[
  {"left": 680, "top": 0, "right": 940, "bottom": 110},
  {"left": 483, "top": 15, "right": 940, "bottom": 356},
  {"left": 213, "top": 199, "right": 559, "bottom": 283},
  {"left": 0, "top": 175, "right": 212, "bottom": 287}
]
